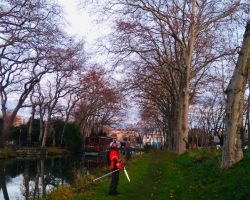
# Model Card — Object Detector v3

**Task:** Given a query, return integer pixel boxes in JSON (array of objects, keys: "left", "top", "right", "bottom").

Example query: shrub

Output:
[
  {"left": 44, "top": 185, "right": 72, "bottom": 200},
  {"left": 64, "top": 123, "right": 83, "bottom": 152}
]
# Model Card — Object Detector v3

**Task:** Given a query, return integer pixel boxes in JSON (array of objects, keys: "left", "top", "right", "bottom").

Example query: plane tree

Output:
[
  {"left": 27, "top": 91, "right": 36, "bottom": 146},
  {"left": 26, "top": 42, "right": 85, "bottom": 148},
  {"left": 40, "top": 71, "right": 78, "bottom": 148},
  {"left": 73, "top": 66, "right": 126, "bottom": 139},
  {"left": 80, "top": 0, "right": 248, "bottom": 154},
  {"left": 0, "top": 0, "right": 79, "bottom": 145},
  {"left": 137, "top": 100, "right": 168, "bottom": 147},
  {"left": 191, "top": 94, "right": 226, "bottom": 147},
  {"left": 58, "top": 89, "right": 81, "bottom": 147},
  {"left": 138, "top": 101, "right": 164, "bottom": 135},
  {"left": 221, "top": 21, "right": 250, "bottom": 168}
]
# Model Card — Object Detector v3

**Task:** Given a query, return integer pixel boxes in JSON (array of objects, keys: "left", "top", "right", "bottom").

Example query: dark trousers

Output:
[{"left": 109, "top": 170, "right": 119, "bottom": 193}]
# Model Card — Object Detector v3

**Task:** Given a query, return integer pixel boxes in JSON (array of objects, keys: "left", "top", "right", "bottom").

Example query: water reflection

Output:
[
  {"left": 0, "top": 149, "right": 142, "bottom": 199},
  {"left": 84, "top": 155, "right": 107, "bottom": 169},
  {"left": 0, "top": 165, "right": 9, "bottom": 200},
  {"left": 0, "top": 155, "right": 84, "bottom": 200},
  {"left": 84, "top": 148, "right": 143, "bottom": 169}
]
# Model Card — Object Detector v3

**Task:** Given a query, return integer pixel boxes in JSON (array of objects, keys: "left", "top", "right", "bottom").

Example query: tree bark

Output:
[
  {"left": 42, "top": 115, "right": 52, "bottom": 148},
  {"left": 248, "top": 87, "right": 250, "bottom": 148},
  {"left": 221, "top": 21, "right": 250, "bottom": 168},
  {"left": 38, "top": 104, "right": 45, "bottom": 146},
  {"left": 28, "top": 104, "right": 36, "bottom": 146}
]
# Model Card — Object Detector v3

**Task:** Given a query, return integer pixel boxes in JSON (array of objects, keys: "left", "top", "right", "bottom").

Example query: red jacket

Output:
[{"left": 109, "top": 149, "right": 123, "bottom": 170}]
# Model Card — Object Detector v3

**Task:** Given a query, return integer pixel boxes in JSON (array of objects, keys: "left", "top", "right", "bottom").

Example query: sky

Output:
[
  {"left": 58, "top": 0, "right": 96, "bottom": 42},
  {"left": 58, "top": 0, "right": 111, "bottom": 49},
  {"left": 58, "top": 0, "right": 113, "bottom": 68}
]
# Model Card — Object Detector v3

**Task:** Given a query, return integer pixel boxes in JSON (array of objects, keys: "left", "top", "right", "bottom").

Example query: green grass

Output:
[
  {"left": 0, "top": 147, "right": 16, "bottom": 158},
  {"left": 47, "top": 147, "right": 70, "bottom": 155},
  {"left": 0, "top": 147, "right": 70, "bottom": 159},
  {"left": 45, "top": 148, "right": 250, "bottom": 200}
]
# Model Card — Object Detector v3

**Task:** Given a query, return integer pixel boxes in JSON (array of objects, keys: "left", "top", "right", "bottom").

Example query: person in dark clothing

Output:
[{"left": 109, "top": 141, "right": 123, "bottom": 195}]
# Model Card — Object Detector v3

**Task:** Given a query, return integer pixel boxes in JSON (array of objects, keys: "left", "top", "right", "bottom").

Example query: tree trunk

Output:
[
  {"left": 172, "top": 0, "right": 194, "bottom": 154},
  {"left": 28, "top": 105, "right": 36, "bottom": 147},
  {"left": 51, "top": 127, "right": 56, "bottom": 147},
  {"left": 0, "top": 98, "right": 24, "bottom": 145},
  {"left": 60, "top": 112, "right": 71, "bottom": 147},
  {"left": 221, "top": 21, "right": 250, "bottom": 168},
  {"left": 248, "top": 88, "right": 250, "bottom": 148},
  {"left": 42, "top": 114, "right": 51, "bottom": 148},
  {"left": 60, "top": 122, "right": 67, "bottom": 147},
  {"left": 38, "top": 104, "right": 44, "bottom": 146},
  {"left": 174, "top": 88, "right": 189, "bottom": 154}
]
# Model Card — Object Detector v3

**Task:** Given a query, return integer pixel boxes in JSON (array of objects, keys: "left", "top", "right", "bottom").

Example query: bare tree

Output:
[
  {"left": 25, "top": 39, "right": 86, "bottom": 147},
  {"left": 0, "top": 0, "right": 75, "bottom": 145},
  {"left": 74, "top": 66, "right": 126, "bottom": 138},
  {"left": 27, "top": 92, "right": 37, "bottom": 147},
  {"left": 59, "top": 90, "right": 81, "bottom": 147},
  {"left": 33, "top": 83, "right": 47, "bottom": 146},
  {"left": 195, "top": 95, "right": 225, "bottom": 147},
  {"left": 80, "top": 0, "right": 248, "bottom": 154},
  {"left": 40, "top": 67, "right": 85, "bottom": 147}
]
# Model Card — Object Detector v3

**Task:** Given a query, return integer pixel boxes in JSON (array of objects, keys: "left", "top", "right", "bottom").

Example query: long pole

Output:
[
  {"left": 92, "top": 169, "right": 119, "bottom": 182},
  {"left": 124, "top": 167, "right": 130, "bottom": 182}
]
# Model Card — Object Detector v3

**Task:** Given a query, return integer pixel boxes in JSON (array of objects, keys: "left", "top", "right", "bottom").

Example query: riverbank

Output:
[
  {"left": 0, "top": 146, "right": 143, "bottom": 159},
  {"left": 0, "top": 147, "right": 70, "bottom": 159},
  {"left": 46, "top": 148, "right": 250, "bottom": 200}
]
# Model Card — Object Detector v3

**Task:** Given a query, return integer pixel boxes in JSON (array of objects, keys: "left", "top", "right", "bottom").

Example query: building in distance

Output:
[{"left": 13, "top": 115, "right": 25, "bottom": 127}]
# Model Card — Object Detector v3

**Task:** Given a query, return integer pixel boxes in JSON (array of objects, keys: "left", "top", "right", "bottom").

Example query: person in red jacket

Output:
[{"left": 109, "top": 141, "right": 123, "bottom": 195}]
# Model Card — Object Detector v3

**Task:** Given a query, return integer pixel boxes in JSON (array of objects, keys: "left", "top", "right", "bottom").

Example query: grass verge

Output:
[
  {"left": 0, "top": 148, "right": 16, "bottom": 158},
  {"left": 58, "top": 148, "right": 250, "bottom": 200},
  {"left": 47, "top": 147, "right": 70, "bottom": 155}
]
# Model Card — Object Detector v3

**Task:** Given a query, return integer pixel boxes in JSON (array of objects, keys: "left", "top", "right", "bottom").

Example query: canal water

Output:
[
  {"left": 0, "top": 154, "right": 105, "bottom": 200},
  {"left": 0, "top": 149, "right": 140, "bottom": 200}
]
